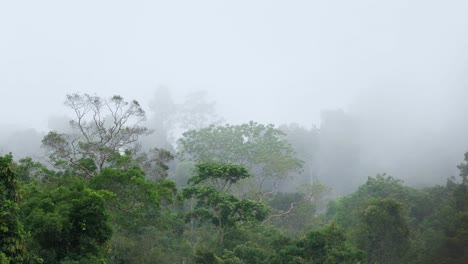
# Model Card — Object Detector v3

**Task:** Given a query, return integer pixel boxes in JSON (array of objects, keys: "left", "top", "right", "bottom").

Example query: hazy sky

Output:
[{"left": 1, "top": 0, "right": 467, "bottom": 130}]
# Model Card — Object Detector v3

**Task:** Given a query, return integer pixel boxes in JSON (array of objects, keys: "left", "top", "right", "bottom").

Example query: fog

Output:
[{"left": 1, "top": 0, "right": 468, "bottom": 193}]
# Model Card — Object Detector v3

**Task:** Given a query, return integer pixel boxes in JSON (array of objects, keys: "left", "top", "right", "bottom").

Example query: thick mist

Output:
[{"left": 1, "top": 0, "right": 468, "bottom": 194}]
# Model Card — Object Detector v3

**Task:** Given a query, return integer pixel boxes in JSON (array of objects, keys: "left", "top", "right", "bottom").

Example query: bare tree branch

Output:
[{"left": 42, "top": 93, "right": 151, "bottom": 177}]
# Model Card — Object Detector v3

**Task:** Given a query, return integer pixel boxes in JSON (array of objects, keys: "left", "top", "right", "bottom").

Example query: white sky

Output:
[{"left": 1, "top": 0, "right": 467, "bottom": 130}]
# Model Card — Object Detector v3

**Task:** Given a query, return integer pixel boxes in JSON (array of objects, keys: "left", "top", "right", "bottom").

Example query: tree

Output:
[
  {"left": 177, "top": 90, "right": 223, "bottom": 131},
  {"left": 326, "top": 174, "right": 417, "bottom": 229},
  {"left": 89, "top": 163, "right": 180, "bottom": 264},
  {"left": 265, "top": 223, "right": 363, "bottom": 264},
  {"left": 457, "top": 151, "right": 468, "bottom": 185},
  {"left": 358, "top": 198, "right": 410, "bottom": 264},
  {"left": 15, "top": 156, "right": 55, "bottom": 182},
  {"left": 424, "top": 153, "right": 468, "bottom": 263},
  {"left": 299, "top": 223, "right": 364, "bottom": 264},
  {"left": 109, "top": 147, "right": 174, "bottom": 181},
  {"left": 325, "top": 175, "right": 424, "bottom": 263},
  {"left": 316, "top": 109, "right": 360, "bottom": 195},
  {"left": 262, "top": 181, "right": 330, "bottom": 234},
  {"left": 182, "top": 163, "right": 269, "bottom": 244},
  {"left": 145, "top": 88, "right": 223, "bottom": 149},
  {"left": 178, "top": 121, "right": 303, "bottom": 200},
  {"left": 42, "top": 93, "right": 151, "bottom": 177},
  {"left": 91, "top": 166, "right": 176, "bottom": 231},
  {"left": 145, "top": 86, "right": 178, "bottom": 150},
  {"left": 188, "top": 163, "right": 251, "bottom": 193},
  {"left": 21, "top": 177, "right": 112, "bottom": 263},
  {"left": 0, "top": 154, "right": 26, "bottom": 263},
  {"left": 279, "top": 123, "right": 319, "bottom": 186}
]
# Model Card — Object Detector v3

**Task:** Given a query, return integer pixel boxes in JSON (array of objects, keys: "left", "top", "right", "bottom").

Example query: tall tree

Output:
[
  {"left": 279, "top": 123, "right": 319, "bottom": 187},
  {"left": 177, "top": 91, "right": 223, "bottom": 131},
  {"left": 182, "top": 163, "right": 269, "bottom": 244},
  {"left": 317, "top": 109, "right": 360, "bottom": 195},
  {"left": 145, "top": 86, "right": 178, "bottom": 150},
  {"left": 145, "top": 88, "right": 223, "bottom": 149},
  {"left": 42, "top": 93, "right": 151, "bottom": 177},
  {"left": 178, "top": 121, "right": 303, "bottom": 200}
]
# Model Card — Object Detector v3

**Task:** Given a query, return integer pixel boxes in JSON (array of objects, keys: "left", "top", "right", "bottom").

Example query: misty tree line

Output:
[{"left": 1, "top": 92, "right": 467, "bottom": 264}]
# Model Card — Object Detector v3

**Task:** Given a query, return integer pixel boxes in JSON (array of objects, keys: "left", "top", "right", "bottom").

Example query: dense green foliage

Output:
[
  {"left": 182, "top": 163, "right": 270, "bottom": 244},
  {"left": 3, "top": 146, "right": 468, "bottom": 263},
  {"left": 2, "top": 94, "right": 467, "bottom": 263},
  {"left": 0, "top": 154, "right": 27, "bottom": 263},
  {"left": 326, "top": 173, "right": 468, "bottom": 264},
  {"left": 21, "top": 178, "right": 112, "bottom": 263},
  {"left": 11, "top": 154, "right": 466, "bottom": 263}
]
